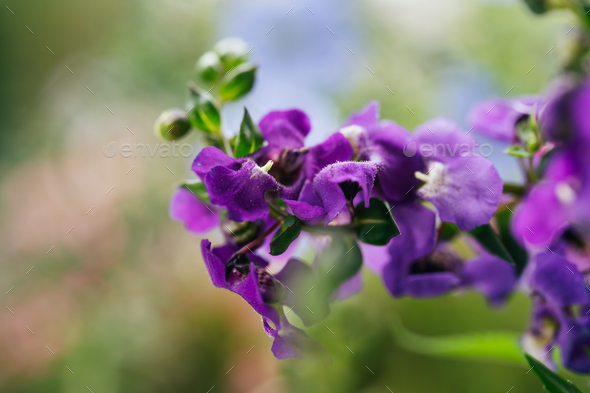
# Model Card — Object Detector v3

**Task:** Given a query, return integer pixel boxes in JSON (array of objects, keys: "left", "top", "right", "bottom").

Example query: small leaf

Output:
[
  {"left": 220, "top": 63, "right": 257, "bottom": 101},
  {"left": 181, "top": 180, "right": 210, "bottom": 204},
  {"left": 270, "top": 214, "right": 301, "bottom": 256},
  {"left": 470, "top": 224, "right": 515, "bottom": 265},
  {"left": 439, "top": 222, "right": 461, "bottom": 241},
  {"left": 504, "top": 145, "right": 532, "bottom": 158},
  {"left": 525, "top": 353, "right": 583, "bottom": 393},
  {"left": 497, "top": 208, "right": 528, "bottom": 275},
  {"left": 186, "top": 84, "right": 221, "bottom": 133},
  {"left": 317, "top": 235, "right": 362, "bottom": 297},
  {"left": 354, "top": 198, "right": 400, "bottom": 246},
  {"left": 390, "top": 316, "right": 525, "bottom": 365},
  {"left": 234, "top": 108, "right": 264, "bottom": 158}
]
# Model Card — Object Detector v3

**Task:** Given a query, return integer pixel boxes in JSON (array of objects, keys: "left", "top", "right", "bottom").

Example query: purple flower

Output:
[
  {"left": 467, "top": 96, "right": 542, "bottom": 142},
  {"left": 523, "top": 252, "right": 590, "bottom": 373},
  {"left": 201, "top": 240, "right": 331, "bottom": 364},
  {"left": 413, "top": 118, "right": 503, "bottom": 231},
  {"left": 169, "top": 188, "right": 219, "bottom": 234},
  {"left": 366, "top": 202, "right": 516, "bottom": 304},
  {"left": 313, "top": 161, "right": 378, "bottom": 224},
  {"left": 192, "top": 146, "right": 280, "bottom": 222},
  {"left": 343, "top": 102, "right": 424, "bottom": 202},
  {"left": 344, "top": 103, "right": 502, "bottom": 231},
  {"left": 512, "top": 150, "right": 587, "bottom": 247},
  {"left": 541, "top": 78, "right": 590, "bottom": 144},
  {"left": 253, "top": 109, "right": 353, "bottom": 201}
]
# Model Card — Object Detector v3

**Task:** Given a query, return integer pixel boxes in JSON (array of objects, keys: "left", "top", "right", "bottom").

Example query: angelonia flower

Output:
[
  {"left": 468, "top": 76, "right": 590, "bottom": 374},
  {"left": 158, "top": 38, "right": 590, "bottom": 374}
]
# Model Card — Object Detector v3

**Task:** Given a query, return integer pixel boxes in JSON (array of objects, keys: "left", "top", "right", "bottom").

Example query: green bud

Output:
[
  {"left": 195, "top": 51, "right": 223, "bottom": 83},
  {"left": 522, "top": 0, "right": 549, "bottom": 14},
  {"left": 213, "top": 37, "right": 250, "bottom": 69},
  {"left": 186, "top": 84, "right": 221, "bottom": 133},
  {"left": 219, "top": 63, "right": 257, "bottom": 102},
  {"left": 154, "top": 108, "right": 191, "bottom": 141}
]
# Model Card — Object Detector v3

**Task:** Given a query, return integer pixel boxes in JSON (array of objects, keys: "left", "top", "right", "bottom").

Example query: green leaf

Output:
[
  {"left": 270, "top": 214, "right": 301, "bottom": 256},
  {"left": 390, "top": 316, "right": 525, "bottom": 365},
  {"left": 234, "top": 108, "right": 264, "bottom": 158},
  {"left": 525, "top": 353, "right": 584, "bottom": 393},
  {"left": 505, "top": 145, "right": 532, "bottom": 158},
  {"left": 497, "top": 208, "right": 528, "bottom": 275},
  {"left": 186, "top": 84, "right": 221, "bottom": 133},
  {"left": 181, "top": 180, "right": 210, "bottom": 204},
  {"left": 317, "top": 235, "right": 362, "bottom": 297},
  {"left": 470, "top": 224, "right": 515, "bottom": 265},
  {"left": 213, "top": 37, "right": 250, "bottom": 69},
  {"left": 522, "top": 0, "right": 549, "bottom": 14},
  {"left": 220, "top": 63, "right": 257, "bottom": 102},
  {"left": 439, "top": 222, "right": 461, "bottom": 241},
  {"left": 354, "top": 198, "right": 400, "bottom": 245}
]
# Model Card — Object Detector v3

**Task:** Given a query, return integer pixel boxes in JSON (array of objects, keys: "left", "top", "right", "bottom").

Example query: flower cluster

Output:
[
  {"left": 468, "top": 79, "right": 590, "bottom": 374},
  {"left": 158, "top": 36, "right": 590, "bottom": 374}
]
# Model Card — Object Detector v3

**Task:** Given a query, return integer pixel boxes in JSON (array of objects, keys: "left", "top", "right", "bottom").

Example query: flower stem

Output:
[{"left": 236, "top": 220, "right": 282, "bottom": 255}]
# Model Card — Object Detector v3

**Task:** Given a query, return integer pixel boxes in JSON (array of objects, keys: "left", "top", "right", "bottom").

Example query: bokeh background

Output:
[{"left": 1, "top": 0, "right": 587, "bottom": 391}]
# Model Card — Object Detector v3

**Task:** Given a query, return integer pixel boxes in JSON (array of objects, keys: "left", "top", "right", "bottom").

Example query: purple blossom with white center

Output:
[
  {"left": 412, "top": 118, "right": 503, "bottom": 231},
  {"left": 364, "top": 202, "right": 516, "bottom": 305}
]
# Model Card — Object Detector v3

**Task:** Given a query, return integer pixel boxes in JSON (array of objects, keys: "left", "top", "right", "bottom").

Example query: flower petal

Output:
[
  {"left": 512, "top": 181, "right": 569, "bottom": 246},
  {"left": 461, "top": 255, "right": 516, "bottom": 306},
  {"left": 270, "top": 319, "right": 332, "bottom": 365},
  {"left": 468, "top": 97, "right": 539, "bottom": 142},
  {"left": 170, "top": 188, "right": 219, "bottom": 234},
  {"left": 344, "top": 101, "right": 380, "bottom": 129},
  {"left": 416, "top": 157, "right": 502, "bottom": 231},
  {"left": 204, "top": 161, "right": 280, "bottom": 222},
  {"left": 405, "top": 272, "right": 461, "bottom": 298},
  {"left": 531, "top": 252, "right": 589, "bottom": 307},
  {"left": 192, "top": 146, "right": 242, "bottom": 179},
  {"left": 381, "top": 202, "right": 437, "bottom": 296},
  {"left": 313, "top": 161, "right": 377, "bottom": 223},
  {"left": 259, "top": 109, "right": 311, "bottom": 149}
]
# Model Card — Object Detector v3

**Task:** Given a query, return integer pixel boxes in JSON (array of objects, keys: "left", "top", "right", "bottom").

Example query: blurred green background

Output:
[{"left": 1, "top": 0, "right": 587, "bottom": 391}]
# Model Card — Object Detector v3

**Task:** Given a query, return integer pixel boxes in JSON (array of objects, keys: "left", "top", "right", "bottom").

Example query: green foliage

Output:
[
  {"left": 220, "top": 63, "right": 257, "bottom": 101},
  {"left": 505, "top": 145, "right": 532, "bottom": 158},
  {"left": 525, "top": 353, "right": 584, "bottom": 393},
  {"left": 390, "top": 316, "right": 526, "bottom": 365},
  {"left": 317, "top": 236, "right": 362, "bottom": 297},
  {"left": 496, "top": 208, "right": 528, "bottom": 275},
  {"left": 470, "top": 224, "right": 516, "bottom": 265},
  {"left": 181, "top": 180, "right": 210, "bottom": 204},
  {"left": 186, "top": 84, "right": 221, "bottom": 133},
  {"left": 234, "top": 107, "right": 264, "bottom": 158},
  {"left": 354, "top": 198, "right": 400, "bottom": 245},
  {"left": 270, "top": 214, "right": 302, "bottom": 256}
]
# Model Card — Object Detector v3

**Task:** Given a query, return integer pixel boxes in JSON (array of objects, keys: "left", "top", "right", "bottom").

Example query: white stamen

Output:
[{"left": 555, "top": 182, "right": 576, "bottom": 205}]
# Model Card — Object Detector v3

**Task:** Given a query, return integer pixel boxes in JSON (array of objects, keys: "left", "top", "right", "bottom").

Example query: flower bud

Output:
[
  {"left": 154, "top": 108, "right": 191, "bottom": 141},
  {"left": 213, "top": 37, "right": 250, "bottom": 69},
  {"left": 195, "top": 51, "right": 223, "bottom": 83},
  {"left": 186, "top": 84, "right": 221, "bottom": 133},
  {"left": 220, "top": 63, "right": 257, "bottom": 102}
]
